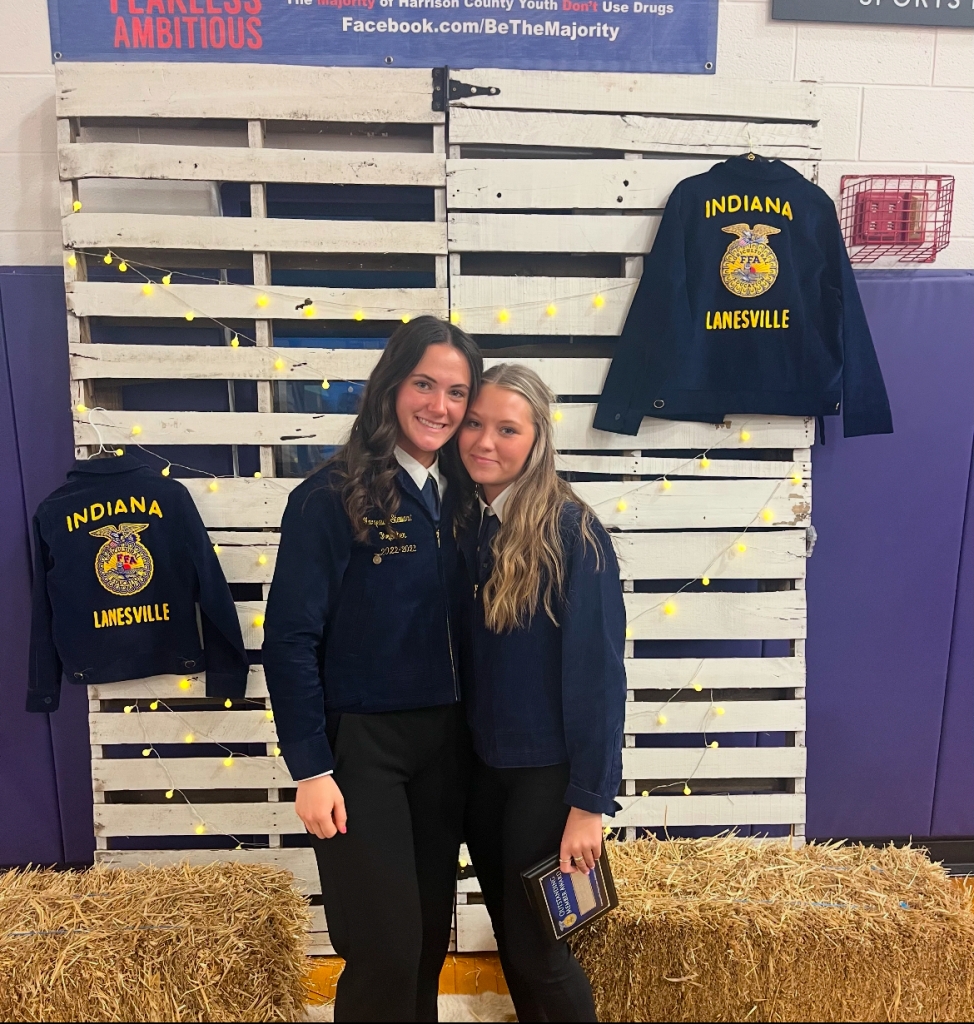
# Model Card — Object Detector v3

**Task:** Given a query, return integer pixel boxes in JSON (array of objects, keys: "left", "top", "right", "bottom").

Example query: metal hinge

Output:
[{"left": 432, "top": 67, "right": 500, "bottom": 111}]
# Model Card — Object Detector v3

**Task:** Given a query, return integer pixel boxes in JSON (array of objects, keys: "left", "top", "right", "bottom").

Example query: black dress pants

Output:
[
  {"left": 464, "top": 757, "right": 598, "bottom": 1023},
  {"left": 310, "top": 704, "right": 467, "bottom": 1023}
]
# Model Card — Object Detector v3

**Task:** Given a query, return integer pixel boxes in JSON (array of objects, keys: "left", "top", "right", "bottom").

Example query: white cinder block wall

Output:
[{"left": 1, "top": 0, "right": 972, "bottom": 268}]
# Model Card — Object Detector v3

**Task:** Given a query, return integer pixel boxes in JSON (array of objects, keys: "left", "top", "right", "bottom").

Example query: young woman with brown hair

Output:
[
  {"left": 455, "top": 363, "right": 627, "bottom": 1022},
  {"left": 262, "top": 316, "right": 482, "bottom": 1022}
]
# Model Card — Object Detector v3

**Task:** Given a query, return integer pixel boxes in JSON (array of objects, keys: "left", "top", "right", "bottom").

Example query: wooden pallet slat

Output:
[
  {"left": 624, "top": 699, "right": 806, "bottom": 735},
  {"left": 448, "top": 212, "right": 660, "bottom": 254},
  {"left": 624, "top": 591, "right": 807, "bottom": 642},
  {"left": 622, "top": 747, "right": 807, "bottom": 780},
  {"left": 613, "top": 792, "right": 806, "bottom": 828},
  {"left": 93, "top": 801, "right": 302, "bottom": 837}
]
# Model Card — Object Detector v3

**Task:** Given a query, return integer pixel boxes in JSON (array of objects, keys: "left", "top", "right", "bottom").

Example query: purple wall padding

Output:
[
  {"left": 806, "top": 270, "right": 974, "bottom": 839},
  {"left": 0, "top": 267, "right": 92, "bottom": 865}
]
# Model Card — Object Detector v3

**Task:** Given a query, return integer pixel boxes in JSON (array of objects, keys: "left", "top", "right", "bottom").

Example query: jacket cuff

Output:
[
  {"left": 593, "top": 403, "right": 642, "bottom": 436},
  {"left": 564, "top": 783, "right": 621, "bottom": 817},
  {"left": 203, "top": 669, "right": 249, "bottom": 699},
  {"left": 281, "top": 735, "right": 335, "bottom": 782},
  {"left": 26, "top": 692, "right": 59, "bottom": 713}
]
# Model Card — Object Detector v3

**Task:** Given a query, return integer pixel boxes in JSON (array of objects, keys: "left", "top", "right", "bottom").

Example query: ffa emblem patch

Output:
[
  {"left": 90, "top": 523, "right": 154, "bottom": 596},
  {"left": 719, "top": 223, "right": 782, "bottom": 298}
]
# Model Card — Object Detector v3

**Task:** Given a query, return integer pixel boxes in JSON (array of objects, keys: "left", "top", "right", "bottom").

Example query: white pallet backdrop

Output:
[{"left": 57, "top": 62, "right": 819, "bottom": 955}]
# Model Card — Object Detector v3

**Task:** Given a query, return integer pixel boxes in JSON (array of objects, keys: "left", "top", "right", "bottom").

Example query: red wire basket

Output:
[{"left": 839, "top": 175, "right": 955, "bottom": 264}]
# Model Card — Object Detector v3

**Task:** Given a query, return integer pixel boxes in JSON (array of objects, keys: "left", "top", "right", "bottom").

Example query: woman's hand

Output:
[
  {"left": 295, "top": 775, "right": 347, "bottom": 839},
  {"left": 559, "top": 807, "right": 603, "bottom": 875}
]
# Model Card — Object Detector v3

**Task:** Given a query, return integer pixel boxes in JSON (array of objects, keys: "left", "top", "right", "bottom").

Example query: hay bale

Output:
[
  {"left": 0, "top": 862, "right": 311, "bottom": 1022},
  {"left": 572, "top": 837, "right": 974, "bottom": 1022}
]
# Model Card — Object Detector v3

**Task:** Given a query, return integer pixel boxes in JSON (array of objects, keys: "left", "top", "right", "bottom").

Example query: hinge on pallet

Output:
[{"left": 432, "top": 67, "right": 500, "bottom": 110}]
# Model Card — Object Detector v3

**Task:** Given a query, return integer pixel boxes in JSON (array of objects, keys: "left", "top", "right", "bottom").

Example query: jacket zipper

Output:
[{"left": 436, "top": 526, "right": 461, "bottom": 702}]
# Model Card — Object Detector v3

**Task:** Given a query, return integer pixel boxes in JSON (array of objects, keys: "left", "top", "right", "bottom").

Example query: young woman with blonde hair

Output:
[{"left": 455, "top": 363, "right": 627, "bottom": 1022}]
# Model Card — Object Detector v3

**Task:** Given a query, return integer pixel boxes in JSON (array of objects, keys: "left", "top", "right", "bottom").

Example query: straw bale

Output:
[
  {"left": 0, "top": 862, "right": 311, "bottom": 1022},
  {"left": 572, "top": 837, "right": 974, "bottom": 1022}
]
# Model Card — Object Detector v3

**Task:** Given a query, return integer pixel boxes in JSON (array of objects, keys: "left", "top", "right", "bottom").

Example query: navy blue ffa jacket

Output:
[
  {"left": 595, "top": 156, "right": 893, "bottom": 439},
  {"left": 27, "top": 455, "right": 248, "bottom": 712},
  {"left": 458, "top": 505, "right": 627, "bottom": 816},
  {"left": 262, "top": 464, "right": 462, "bottom": 781}
]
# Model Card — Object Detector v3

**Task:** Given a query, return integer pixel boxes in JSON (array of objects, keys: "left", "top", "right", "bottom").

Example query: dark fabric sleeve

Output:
[
  {"left": 560, "top": 518, "right": 627, "bottom": 816},
  {"left": 834, "top": 223, "right": 894, "bottom": 438},
  {"left": 594, "top": 187, "right": 689, "bottom": 435},
  {"left": 26, "top": 513, "right": 63, "bottom": 713},
  {"left": 178, "top": 484, "right": 249, "bottom": 700},
  {"left": 262, "top": 480, "right": 353, "bottom": 781}
]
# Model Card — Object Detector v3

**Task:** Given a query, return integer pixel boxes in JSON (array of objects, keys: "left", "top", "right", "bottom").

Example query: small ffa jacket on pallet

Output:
[
  {"left": 594, "top": 155, "right": 893, "bottom": 439},
  {"left": 27, "top": 454, "right": 249, "bottom": 712}
]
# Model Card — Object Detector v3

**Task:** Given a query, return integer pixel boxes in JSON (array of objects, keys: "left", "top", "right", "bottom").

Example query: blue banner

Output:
[{"left": 47, "top": 0, "right": 718, "bottom": 73}]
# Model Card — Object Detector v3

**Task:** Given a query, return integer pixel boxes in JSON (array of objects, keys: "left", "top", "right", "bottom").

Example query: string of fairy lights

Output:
[{"left": 74, "top": 241, "right": 809, "bottom": 840}]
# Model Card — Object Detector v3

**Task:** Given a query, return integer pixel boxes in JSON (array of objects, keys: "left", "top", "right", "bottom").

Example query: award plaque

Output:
[{"left": 521, "top": 853, "right": 618, "bottom": 942}]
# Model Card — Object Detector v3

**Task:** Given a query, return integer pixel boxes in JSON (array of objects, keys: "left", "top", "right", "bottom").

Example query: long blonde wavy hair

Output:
[{"left": 475, "top": 363, "right": 602, "bottom": 633}]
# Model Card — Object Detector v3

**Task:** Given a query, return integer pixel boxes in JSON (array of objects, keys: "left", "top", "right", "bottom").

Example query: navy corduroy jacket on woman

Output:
[
  {"left": 457, "top": 504, "right": 627, "bottom": 816},
  {"left": 262, "top": 464, "right": 462, "bottom": 781}
]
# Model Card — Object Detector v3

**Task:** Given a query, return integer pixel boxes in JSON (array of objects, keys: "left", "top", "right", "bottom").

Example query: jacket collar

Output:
[
  {"left": 716, "top": 155, "right": 802, "bottom": 183},
  {"left": 68, "top": 454, "right": 147, "bottom": 477}
]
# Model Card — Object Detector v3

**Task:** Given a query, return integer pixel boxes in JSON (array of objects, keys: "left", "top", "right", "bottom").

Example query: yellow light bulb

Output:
[
  {"left": 118, "top": 261, "right": 128, "bottom": 273},
  {"left": 253, "top": 614, "right": 265, "bottom": 628},
  {"left": 450, "top": 310, "right": 461, "bottom": 325},
  {"left": 67, "top": 254, "right": 77, "bottom": 267},
  {"left": 72, "top": 200, "right": 82, "bottom": 212},
  {"left": 459, "top": 857, "right": 468, "bottom": 869},
  {"left": 656, "top": 714, "right": 667, "bottom": 726},
  {"left": 194, "top": 823, "right": 206, "bottom": 835},
  {"left": 224, "top": 698, "right": 232, "bottom": 709},
  {"left": 179, "top": 679, "right": 191, "bottom": 691},
  {"left": 401, "top": 314, "right": 411, "bottom": 324},
  {"left": 256, "top": 294, "right": 269, "bottom": 308},
  {"left": 693, "top": 682, "right": 702, "bottom": 692},
  {"left": 616, "top": 499, "right": 628, "bottom": 513},
  {"left": 710, "top": 740, "right": 719, "bottom": 749},
  {"left": 497, "top": 309, "right": 510, "bottom": 324},
  {"left": 552, "top": 409, "right": 563, "bottom": 422},
  {"left": 75, "top": 403, "right": 88, "bottom": 414},
  {"left": 603, "top": 826, "right": 612, "bottom": 836},
  {"left": 123, "top": 705, "right": 133, "bottom": 714},
  {"left": 254, "top": 471, "right": 262, "bottom": 479},
  {"left": 353, "top": 310, "right": 364, "bottom": 321},
  {"left": 662, "top": 479, "right": 672, "bottom": 491},
  {"left": 165, "top": 789, "right": 174, "bottom": 799},
  {"left": 141, "top": 283, "right": 153, "bottom": 296},
  {"left": 184, "top": 312, "right": 195, "bottom": 322},
  {"left": 130, "top": 424, "right": 142, "bottom": 436},
  {"left": 142, "top": 748, "right": 151, "bottom": 757},
  {"left": 208, "top": 480, "right": 218, "bottom": 492},
  {"left": 740, "top": 429, "right": 751, "bottom": 442},
  {"left": 592, "top": 293, "right": 605, "bottom": 309},
  {"left": 114, "top": 448, "right": 124, "bottom": 456},
  {"left": 761, "top": 508, "right": 775, "bottom": 523},
  {"left": 223, "top": 757, "right": 233, "bottom": 768},
  {"left": 663, "top": 601, "right": 676, "bottom": 616},
  {"left": 702, "top": 577, "right": 710, "bottom": 586},
  {"left": 212, "top": 544, "right": 221, "bottom": 554},
  {"left": 257, "top": 553, "right": 268, "bottom": 565},
  {"left": 161, "top": 465, "right": 170, "bottom": 477},
  {"left": 303, "top": 304, "right": 316, "bottom": 318},
  {"left": 162, "top": 273, "right": 172, "bottom": 286},
  {"left": 699, "top": 457, "right": 710, "bottom": 469},
  {"left": 683, "top": 785, "right": 692, "bottom": 796},
  {"left": 321, "top": 379, "right": 330, "bottom": 390},
  {"left": 149, "top": 700, "right": 159, "bottom": 711},
  {"left": 737, "top": 542, "right": 747, "bottom": 553},
  {"left": 185, "top": 733, "right": 194, "bottom": 743},
  {"left": 272, "top": 746, "right": 281, "bottom": 757},
  {"left": 625, "top": 627, "right": 632, "bottom": 640},
  {"left": 641, "top": 790, "right": 649, "bottom": 798},
  {"left": 546, "top": 303, "right": 557, "bottom": 318},
  {"left": 274, "top": 357, "right": 285, "bottom": 371},
  {"left": 103, "top": 253, "right": 113, "bottom": 265},
  {"left": 265, "top": 710, "right": 274, "bottom": 721},
  {"left": 230, "top": 335, "right": 239, "bottom": 348},
  {"left": 714, "top": 706, "right": 725, "bottom": 716},
  {"left": 791, "top": 474, "right": 803, "bottom": 486}
]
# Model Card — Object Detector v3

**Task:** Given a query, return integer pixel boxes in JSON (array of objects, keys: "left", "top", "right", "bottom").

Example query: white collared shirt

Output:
[
  {"left": 394, "top": 445, "right": 447, "bottom": 500},
  {"left": 296, "top": 447, "right": 447, "bottom": 783},
  {"left": 478, "top": 484, "right": 513, "bottom": 524}
]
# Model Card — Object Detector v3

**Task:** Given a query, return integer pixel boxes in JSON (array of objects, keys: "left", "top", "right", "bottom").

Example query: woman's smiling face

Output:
[
  {"left": 459, "top": 383, "right": 536, "bottom": 502},
  {"left": 395, "top": 343, "right": 472, "bottom": 466}
]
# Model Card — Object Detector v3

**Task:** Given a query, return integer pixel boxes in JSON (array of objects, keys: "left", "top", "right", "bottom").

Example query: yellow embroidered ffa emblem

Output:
[
  {"left": 90, "top": 523, "right": 154, "bottom": 596},
  {"left": 719, "top": 224, "right": 782, "bottom": 298}
]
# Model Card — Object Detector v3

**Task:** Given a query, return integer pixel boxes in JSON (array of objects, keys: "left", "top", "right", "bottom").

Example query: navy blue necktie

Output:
[
  {"left": 421, "top": 474, "right": 440, "bottom": 523},
  {"left": 477, "top": 510, "right": 500, "bottom": 585}
]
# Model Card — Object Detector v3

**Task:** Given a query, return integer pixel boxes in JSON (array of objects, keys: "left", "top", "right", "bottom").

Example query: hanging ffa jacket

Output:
[
  {"left": 27, "top": 454, "right": 248, "bottom": 712},
  {"left": 262, "top": 463, "right": 462, "bottom": 782},
  {"left": 594, "top": 156, "right": 893, "bottom": 439}
]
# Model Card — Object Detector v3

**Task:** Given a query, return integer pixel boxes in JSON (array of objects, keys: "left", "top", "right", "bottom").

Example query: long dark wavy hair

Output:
[{"left": 331, "top": 316, "right": 482, "bottom": 542}]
